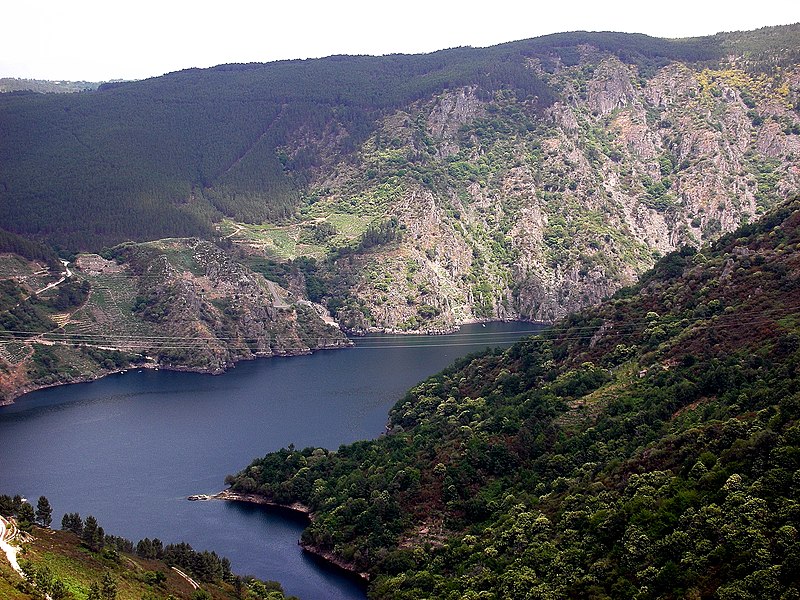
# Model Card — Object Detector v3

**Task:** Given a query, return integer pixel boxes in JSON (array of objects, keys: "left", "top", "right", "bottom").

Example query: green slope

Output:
[
  {"left": 1, "top": 494, "right": 295, "bottom": 599},
  {"left": 0, "top": 526, "right": 294, "bottom": 600},
  {"left": 1, "top": 26, "right": 798, "bottom": 249},
  {"left": 226, "top": 197, "right": 800, "bottom": 598}
]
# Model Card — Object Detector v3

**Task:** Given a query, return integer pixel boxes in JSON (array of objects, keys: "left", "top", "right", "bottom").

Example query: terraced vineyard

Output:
[
  {"left": 0, "top": 342, "right": 29, "bottom": 367},
  {"left": 0, "top": 255, "right": 57, "bottom": 301},
  {"left": 62, "top": 269, "right": 160, "bottom": 354}
]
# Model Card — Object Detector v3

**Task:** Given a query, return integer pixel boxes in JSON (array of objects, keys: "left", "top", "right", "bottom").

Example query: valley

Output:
[
  {"left": 1, "top": 22, "right": 800, "bottom": 600},
  {"left": 225, "top": 196, "right": 800, "bottom": 598},
  {"left": 0, "top": 322, "right": 543, "bottom": 599},
  {"left": 2, "top": 27, "right": 799, "bottom": 344}
]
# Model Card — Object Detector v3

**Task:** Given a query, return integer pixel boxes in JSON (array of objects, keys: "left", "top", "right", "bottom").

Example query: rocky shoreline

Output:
[
  {"left": 189, "top": 489, "right": 371, "bottom": 582},
  {"left": 1, "top": 318, "right": 539, "bottom": 406},
  {"left": 346, "top": 316, "right": 536, "bottom": 337},
  {"left": 0, "top": 362, "right": 153, "bottom": 406},
  {"left": 0, "top": 341, "right": 350, "bottom": 406}
]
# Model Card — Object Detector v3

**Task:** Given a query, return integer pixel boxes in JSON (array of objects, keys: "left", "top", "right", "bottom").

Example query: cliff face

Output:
[
  {"left": 2, "top": 29, "right": 799, "bottom": 337},
  {"left": 114, "top": 239, "right": 349, "bottom": 368},
  {"left": 246, "top": 49, "right": 800, "bottom": 330}
]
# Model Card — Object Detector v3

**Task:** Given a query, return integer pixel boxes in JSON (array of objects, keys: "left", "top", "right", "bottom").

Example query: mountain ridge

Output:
[
  {"left": 1, "top": 23, "right": 800, "bottom": 386},
  {"left": 2, "top": 25, "right": 798, "bottom": 247}
]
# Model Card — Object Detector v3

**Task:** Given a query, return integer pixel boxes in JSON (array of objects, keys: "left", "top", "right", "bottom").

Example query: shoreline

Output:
[
  {"left": 346, "top": 316, "right": 540, "bottom": 337},
  {"left": 2, "top": 319, "right": 544, "bottom": 406},
  {"left": 0, "top": 339, "right": 351, "bottom": 407},
  {"left": 0, "top": 361, "right": 158, "bottom": 406},
  {"left": 190, "top": 489, "right": 371, "bottom": 582}
]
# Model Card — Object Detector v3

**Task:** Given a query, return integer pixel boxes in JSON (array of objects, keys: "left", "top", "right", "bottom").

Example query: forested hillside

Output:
[
  {"left": 4, "top": 25, "right": 798, "bottom": 330},
  {"left": 226, "top": 197, "right": 800, "bottom": 598},
  {"left": 1, "top": 29, "right": 735, "bottom": 247}
]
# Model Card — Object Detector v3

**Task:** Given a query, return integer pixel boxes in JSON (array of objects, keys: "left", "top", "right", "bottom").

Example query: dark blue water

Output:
[{"left": 0, "top": 322, "right": 544, "bottom": 599}]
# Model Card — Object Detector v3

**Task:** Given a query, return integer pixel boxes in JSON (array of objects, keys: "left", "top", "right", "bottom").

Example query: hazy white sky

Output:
[{"left": 2, "top": 0, "right": 798, "bottom": 81}]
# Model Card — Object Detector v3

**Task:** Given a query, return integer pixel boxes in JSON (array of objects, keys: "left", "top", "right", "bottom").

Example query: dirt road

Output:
[{"left": 0, "top": 515, "right": 22, "bottom": 575}]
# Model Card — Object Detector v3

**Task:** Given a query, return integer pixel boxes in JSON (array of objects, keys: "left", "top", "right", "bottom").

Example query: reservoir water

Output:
[{"left": 0, "top": 321, "right": 544, "bottom": 599}]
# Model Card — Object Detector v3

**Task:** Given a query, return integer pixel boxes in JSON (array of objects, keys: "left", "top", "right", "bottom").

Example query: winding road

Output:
[
  {"left": 264, "top": 279, "right": 289, "bottom": 308},
  {"left": 171, "top": 566, "right": 200, "bottom": 590},
  {"left": 2, "top": 260, "right": 73, "bottom": 315},
  {"left": 35, "top": 260, "right": 73, "bottom": 295},
  {"left": 1, "top": 517, "right": 197, "bottom": 597},
  {"left": 0, "top": 515, "right": 22, "bottom": 575}
]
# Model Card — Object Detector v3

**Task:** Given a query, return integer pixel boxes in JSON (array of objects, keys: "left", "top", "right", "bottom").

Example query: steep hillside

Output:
[
  {"left": 226, "top": 197, "right": 800, "bottom": 598},
  {"left": 4, "top": 26, "right": 798, "bottom": 331},
  {"left": 6, "top": 25, "right": 800, "bottom": 330},
  {"left": 0, "top": 238, "right": 348, "bottom": 403},
  {"left": 237, "top": 30, "right": 800, "bottom": 329},
  {"left": 0, "top": 500, "right": 295, "bottom": 600}
]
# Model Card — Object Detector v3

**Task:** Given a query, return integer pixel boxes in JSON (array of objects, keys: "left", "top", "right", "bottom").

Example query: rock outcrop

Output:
[{"left": 256, "top": 50, "right": 800, "bottom": 330}]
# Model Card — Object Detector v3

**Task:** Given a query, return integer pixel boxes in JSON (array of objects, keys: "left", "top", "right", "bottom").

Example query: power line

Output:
[
  {"left": 2, "top": 299, "right": 796, "bottom": 343},
  {"left": 3, "top": 297, "right": 796, "bottom": 345},
  {"left": 0, "top": 302, "right": 796, "bottom": 355},
  {"left": 0, "top": 326, "right": 546, "bottom": 341}
]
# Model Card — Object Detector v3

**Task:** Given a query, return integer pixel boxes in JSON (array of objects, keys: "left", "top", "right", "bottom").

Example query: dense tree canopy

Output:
[{"left": 227, "top": 197, "right": 800, "bottom": 598}]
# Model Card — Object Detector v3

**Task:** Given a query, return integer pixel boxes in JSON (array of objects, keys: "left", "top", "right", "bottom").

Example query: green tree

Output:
[
  {"left": 50, "top": 578, "right": 69, "bottom": 600},
  {"left": 86, "top": 581, "right": 101, "bottom": 600},
  {"left": 33, "top": 564, "right": 53, "bottom": 594},
  {"left": 16, "top": 501, "right": 35, "bottom": 531},
  {"left": 35, "top": 496, "right": 53, "bottom": 528},
  {"left": 61, "top": 512, "right": 83, "bottom": 535},
  {"left": 82, "top": 515, "right": 104, "bottom": 552},
  {"left": 0, "top": 494, "right": 14, "bottom": 516}
]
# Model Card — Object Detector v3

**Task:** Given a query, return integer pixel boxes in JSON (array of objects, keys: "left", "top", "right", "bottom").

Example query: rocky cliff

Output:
[
  {"left": 2, "top": 27, "right": 800, "bottom": 336},
  {"left": 234, "top": 43, "right": 800, "bottom": 331}
]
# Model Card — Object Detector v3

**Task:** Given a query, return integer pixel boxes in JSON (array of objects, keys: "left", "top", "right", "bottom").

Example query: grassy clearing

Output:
[
  {"left": 220, "top": 221, "right": 302, "bottom": 259},
  {"left": 223, "top": 213, "right": 376, "bottom": 261},
  {"left": 325, "top": 213, "right": 375, "bottom": 238},
  {"left": 143, "top": 242, "right": 204, "bottom": 275}
]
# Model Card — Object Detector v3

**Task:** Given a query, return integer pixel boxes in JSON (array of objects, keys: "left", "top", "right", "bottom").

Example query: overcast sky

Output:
[{"left": 2, "top": 0, "right": 798, "bottom": 81}]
